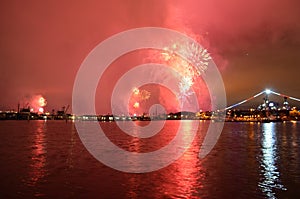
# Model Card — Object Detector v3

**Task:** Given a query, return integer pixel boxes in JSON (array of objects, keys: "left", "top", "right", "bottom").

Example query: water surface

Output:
[{"left": 0, "top": 120, "right": 299, "bottom": 198}]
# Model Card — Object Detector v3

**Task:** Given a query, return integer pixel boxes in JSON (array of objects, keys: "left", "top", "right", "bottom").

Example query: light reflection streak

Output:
[
  {"left": 30, "top": 122, "right": 47, "bottom": 184},
  {"left": 25, "top": 121, "right": 47, "bottom": 197},
  {"left": 162, "top": 120, "right": 202, "bottom": 198},
  {"left": 259, "top": 123, "right": 286, "bottom": 199},
  {"left": 126, "top": 174, "right": 140, "bottom": 199},
  {"left": 66, "top": 123, "right": 76, "bottom": 169},
  {"left": 288, "top": 121, "right": 299, "bottom": 171},
  {"left": 124, "top": 121, "right": 202, "bottom": 198}
]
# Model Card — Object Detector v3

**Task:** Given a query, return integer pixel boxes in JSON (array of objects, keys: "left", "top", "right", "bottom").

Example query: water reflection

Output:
[
  {"left": 3, "top": 121, "right": 300, "bottom": 198},
  {"left": 259, "top": 123, "right": 286, "bottom": 198},
  {"left": 124, "top": 121, "right": 202, "bottom": 198},
  {"left": 167, "top": 150, "right": 203, "bottom": 198},
  {"left": 28, "top": 121, "right": 47, "bottom": 189},
  {"left": 170, "top": 121, "right": 201, "bottom": 198},
  {"left": 66, "top": 124, "right": 77, "bottom": 169},
  {"left": 156, "top": 121, "right": 202, "bottom": 198}
]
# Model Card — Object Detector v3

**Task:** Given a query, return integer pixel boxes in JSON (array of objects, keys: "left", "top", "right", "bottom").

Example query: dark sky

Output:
[{"left": 1, "top": 0, "right": 300, "bottom": 113}]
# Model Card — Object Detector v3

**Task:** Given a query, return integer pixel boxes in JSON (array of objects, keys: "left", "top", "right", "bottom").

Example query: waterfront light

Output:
[
  {"left": 269, "top": 102, "right": 274, "bottom": 107},
  {"left": 265, "top": 89, "right": 271, "bottom": 94}
]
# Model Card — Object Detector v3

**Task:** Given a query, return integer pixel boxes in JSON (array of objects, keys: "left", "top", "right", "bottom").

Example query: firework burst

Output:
[
  {"left": 130, "top": 87, "right": 151, "bottom": 112},
  {"left": 160, "top": 39, "right": 211, "bottom": 101}
]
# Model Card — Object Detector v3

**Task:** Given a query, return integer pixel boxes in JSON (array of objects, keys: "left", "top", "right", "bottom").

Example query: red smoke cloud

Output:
[
  {"left": 1, "top": 0, "right": 300, "bottom": 112},
  {"left": 19, "top": 94, "right": 47, "bottom": 113}
]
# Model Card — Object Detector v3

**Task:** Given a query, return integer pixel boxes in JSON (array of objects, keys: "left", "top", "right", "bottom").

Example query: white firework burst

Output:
[
  {"left": 153, "top": 37, "right": 211, "bottom": 103},
  {"left": 179, "top": 76, "right": 193, "bottom": 94},
  {"left": 166, "top": 40, "right": 211, "bottom": 101},
  {"left": 175, "top": 40, "right": 211, "bottom": 76}
]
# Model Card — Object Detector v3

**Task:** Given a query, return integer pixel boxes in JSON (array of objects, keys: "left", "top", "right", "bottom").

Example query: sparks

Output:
[
  {"left": 139, "top": 89, "right": 151, "bottom": 101},
  {"left": 133, "top": 87, "right": 140, "bottom": 95},
  {"left": 179, "top": 76, "right": 193, "bottom": 94},
  {"left": 38, "top": 96, "right": 47, "bottom": 107},
  {"left": 133, "top": 102, "right": 139, "bottom": 108},
  {"left": 143, "top": 34, "right": 211, "bottom": 111},
  {"left": 161, "top": 40, "right": 211, "bottom": 101}
]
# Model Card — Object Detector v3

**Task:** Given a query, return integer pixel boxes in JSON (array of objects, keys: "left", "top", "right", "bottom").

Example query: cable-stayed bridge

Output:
[
  {"left": 225, "top": 89, "right": 300, "bottom": 110},
  {"left": 223, "top": 89, "right": 300, "bottom": 122}
]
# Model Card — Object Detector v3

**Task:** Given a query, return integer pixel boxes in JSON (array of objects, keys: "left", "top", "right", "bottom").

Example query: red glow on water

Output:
[
  {"left": 100, "top": 121, "right": 180, "bottom": 153},
  {"left": 28, "top": 122, "right": 47, "bottom": 187}
]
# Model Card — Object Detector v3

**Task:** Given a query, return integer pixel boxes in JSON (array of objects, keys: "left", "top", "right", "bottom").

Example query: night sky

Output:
[{"left": 1, "top": 0, "right": 300, "bottom": 113}]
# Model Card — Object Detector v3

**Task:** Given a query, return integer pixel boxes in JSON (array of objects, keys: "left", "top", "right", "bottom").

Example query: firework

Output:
[
  {"left": 131, "top": 88, "right": 151, "bottom": 101},
  {"left": 133, "top": 87, "right": 140, "bottom": 95},
  {"left": 20, "top": 94, "right": 47, "bottom": 113},
  {"left": 160, "top": 40, "right": 211, "bottom": 102},
  {"left": 136, "top": 35, "right": 211, "bottom": 112},
  {"left": 166, "top": 40, "right": 211, "bottom": 76},
  {"left": 38, "top": 96, "right": 47, "bottom": 107},
  {"left": 129, "top": 87, "right": 151, "bottom": 113},
  {"left": 133, "top": 102, "right": 139, "bottom": 108},
  {"left": 179, "top": 76, "right": 193, "bottom": 94},
  {"left": 139, "top": 89, "right": 151, "bottom": 101}
]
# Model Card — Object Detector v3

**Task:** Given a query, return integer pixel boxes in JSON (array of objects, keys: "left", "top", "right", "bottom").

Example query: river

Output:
[{"left": 0, "top": 120, "right": 299, "bottom": 198}]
